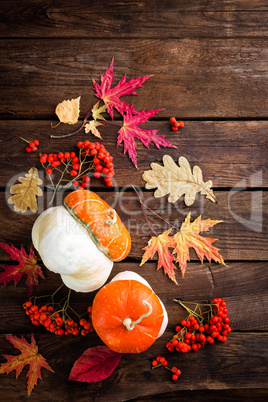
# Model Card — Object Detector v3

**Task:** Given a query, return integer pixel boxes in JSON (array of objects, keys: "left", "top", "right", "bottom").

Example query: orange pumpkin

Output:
[
  {"left": 92, "top": 271, "right": 168, "bottom": 353},
  {"left": 64, "top": 189, "right": 131, "bottom": 262}
]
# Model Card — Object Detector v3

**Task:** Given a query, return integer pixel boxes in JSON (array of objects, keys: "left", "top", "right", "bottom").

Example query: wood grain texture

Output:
[
  {"left": 0, "top": 120, "right": 267, "bottom": 188},
  {"left": 0, "top": 190, "right": 267, "bottom": 261},
  {"left": 0, "top": 0, "right": 267, "bottom": 39},
  {"left": 0, "top": 262, "right": 267, "bottom": 334},
  {"left": 0, "top": 332, "right": 267, "bottom": 401},
  {"left": 0, "top": 39, "right": 267, "bottom": 119}
]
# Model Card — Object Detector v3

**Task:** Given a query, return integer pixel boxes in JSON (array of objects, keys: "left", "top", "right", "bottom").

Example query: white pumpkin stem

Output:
[
  {"left": 123, "top": 300, "right": 152, "bottom": 331},
  {"left": 106, "top": 209, "right": 117, "bottom": 225}
]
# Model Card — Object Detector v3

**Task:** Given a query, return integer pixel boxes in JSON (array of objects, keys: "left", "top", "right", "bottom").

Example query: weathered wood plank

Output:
[
  {"left": 0, "top": 120, "right": 267, "bottom": 188},
  {"left": 0, "top": 332, "right": 267, "bottom": 400},
  {"left": 0, "top": 262, "right": 267, "bottom": 334},
  {"left": 0, "top": 39, "right": 267, "bottom": 119},
  {"left": 0, "top": 1, "right": 267, "bottom": 38},
  {"left": 0, "top": 190, "right": 267, "bottom": 261}
]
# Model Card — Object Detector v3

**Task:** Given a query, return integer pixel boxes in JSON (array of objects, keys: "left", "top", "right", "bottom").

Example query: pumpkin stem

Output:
[
  {"left": 122, "top": 300, "right": 152, "bottom": 331},
  {"left": 106, "top": 209, "right": 117, "bottom": 225}
]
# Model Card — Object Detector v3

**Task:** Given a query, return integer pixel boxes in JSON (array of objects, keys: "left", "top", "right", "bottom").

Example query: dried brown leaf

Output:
[
  {"left": 8, "top": 168, "right": 43, "bottom": 213},
  {"left": 142, "top": 155, "right": 216, "bottom": 206}
]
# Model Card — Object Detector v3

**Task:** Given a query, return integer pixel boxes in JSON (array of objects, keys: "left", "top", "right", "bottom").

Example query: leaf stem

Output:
[{"left": 132, "top": 186, "right": 180, "bottom": 231}]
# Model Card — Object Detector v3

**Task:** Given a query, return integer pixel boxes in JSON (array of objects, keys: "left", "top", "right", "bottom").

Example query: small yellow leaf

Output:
[
  {"left": 55, "top": 96, "right": 81, "bottom": 125},
  {"left": 8, "top": 168, "right": 43, "bottom": 213},
  {"left": 85, "top": 120, "right": 103, "bottom": 138},
  {"left": 142, "top": 155, "right": 216, "bottom": 206},
  {"left": 92, "top": 101, "right": 107, "bottom": 121}
]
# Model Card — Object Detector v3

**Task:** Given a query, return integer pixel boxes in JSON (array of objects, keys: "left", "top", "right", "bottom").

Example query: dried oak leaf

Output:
[
  {"left": 140, "top": 228, "right": 178, "bottom": 284},
  {"left": 55, "top": 96, "right": 81, "bottom": 124},
  {"left": 117, "top": 110, "right": 176, "bottom": 168},
  {"left": 92, "top": 58, "right": 151, "bottom": 119},
  {"left": 69, "top": 345, "right": 123, "bottom": 383},
  {"left": 0, "top": 243, "right": 44, "bottom": 297},
  {"left": 141, "top": 213, "right": 225, "bottom": 282},
  {"left": 8, "top": 167, "right": 43, "bottom": 213},
  {"left": 0, "top": 334, "right": 54, "bottom": 396},
  {"left": 85, "top": 120, "right": 103, "bottom": 139},
  {"left": 142, "top": 155, "right": 216, "bottom": 206}
]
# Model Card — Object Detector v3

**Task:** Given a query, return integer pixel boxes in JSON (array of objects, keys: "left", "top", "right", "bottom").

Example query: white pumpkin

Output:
[{"left": 32, "top": 190, "right": 131, "bottom": 292}]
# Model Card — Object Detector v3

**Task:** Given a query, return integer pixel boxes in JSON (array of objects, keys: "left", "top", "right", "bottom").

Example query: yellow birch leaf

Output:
[
  {"left": 8, "top": 168, "right": 43, "bottom": 213},
  {"left": 85, "top": 120, "right": 103, "bottom": 138},
  {"left": 92, "top": 101, "right": 107, "bottom": 121},
  {"left": 142, "top": 155, "right": 216, "bottom": 206},
  {"left": 55, "top": 96, "right": 80, "bottom": 124}
]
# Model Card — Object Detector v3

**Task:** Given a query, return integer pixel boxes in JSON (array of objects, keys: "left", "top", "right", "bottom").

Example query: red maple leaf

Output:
[
  {"left": 92, "top": 59, "right": 151, "bottom": 119},
  {"left": 0, "top": 243, "right": 44, "bottom": 297},
  {"left": 117, "top": 109, "right": 176, "bottom": 168},
  {"left": 69, "top": 345, "right": 123, "bottom": 383},
  {"left": 140, "top": 229, "right": 178, "bottom": 284},
  {"left": 0, "top": 334, "right": 54, "bottom": 396}
]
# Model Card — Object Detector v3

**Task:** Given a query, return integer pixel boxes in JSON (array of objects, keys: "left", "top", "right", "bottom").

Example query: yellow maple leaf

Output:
[
  {"left": 91, "top": 101, "right": 107, "bottom": 121},
  {"left": 8, "top": 167, "right": 43, "bottom": 213},
  {"left": 85, "top": 120, "right": 103, "bottom": 138},
  {"left": 171, "top": 212, "right": 225, "bottom": 277},
  {"left": 142, "top": 155, "right": 216, "bottom": 206},
  {"left": 55, "top": 96, "right": 80, "bottom": 124}
]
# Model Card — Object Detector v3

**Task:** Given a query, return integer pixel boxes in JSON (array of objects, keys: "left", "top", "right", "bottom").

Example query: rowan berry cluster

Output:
[
  {"left": 152, "top": 356, "right": 181, "bottom": 381},
  {"left": 23, "top": 300, "right": 93, "bottom": 336},
  {"left": 170, "top": 117, "right": 184, "bottom": 131},
  {"left": 39, "top": 140, "right": 114, "bottom": 188},
  {"left": 22, "top": 138, "right": 40, "bottom": 152},
  {"left": 166, "top": 298, "right": 231, "bottom": 354}
]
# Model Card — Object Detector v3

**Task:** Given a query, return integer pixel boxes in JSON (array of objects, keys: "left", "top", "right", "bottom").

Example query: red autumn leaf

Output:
[
  {"left": 92, "top": 58, "right": 151, "bottom": 119},
  {"left": 140, "top": 214, "right": 225, "bottom": 282},
  {"left": 69, "top": 345, "right": 123, "bottom": 383},
  {"left": 0, "top": 243, "right": 44, "bottom": 297},
  {"left": 117, "top": 109, "right": 176, "bottom": 168},
  {"left": 0, "top": 334, "right": 54, "bottom": 396},
  {"left": 140, "top": 228, "right": 178, "bottom": 284}
]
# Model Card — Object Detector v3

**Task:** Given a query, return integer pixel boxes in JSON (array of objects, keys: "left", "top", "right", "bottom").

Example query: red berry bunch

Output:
[
  {"left": 21, "top": 138, "right": 40, "bottom": 153},
  {"left": 170, "top": 117, "right": 184, "bottom": 132},
  {"left": 152, "top": 356, "right": 181, "bottom": 381},
  {"left": 39, "top": 140, "right": 114, "bottom": 188},
  {"left": 166, "top": 298, "right": 231, "bottom": 353},
  {"left": 23, "top": 301, "right": 94, "bottom": 336}
]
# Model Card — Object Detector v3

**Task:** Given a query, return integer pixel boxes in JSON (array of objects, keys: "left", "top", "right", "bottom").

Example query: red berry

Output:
[
  {"left": 58, "top": 152, "right": 64, "bottom": 159},
  {"left": 64, "top": 152, "right": 70, "bottom": 159},
  {"left": 152, "top": 360, "right": 158, "bottom": 367},
  {"left": 46, "top": 168, "right": 52, "bottom": 175},
  {"left": 172, "top": 374, "right": 179, "bottom": 381},
  {"left": 179, "top": 121, "right": 184, "bottom": 127},
  {"left": 70, "top": 170, "right": 77, "bottom": 177},
  {"left": 95, "top": 164, "right": 103, "bottom": 172},
  {"left": 172, "top": 125, "right": 178, "bottom": 131},
  {"left": 83, "top": 175, "right": 90, "bottom": 183},
  {"left": 94, "top": 171, "right": 101, "bottom": 178},
  {"left": 170, "top": 117, "right": 176, "bottom": 123},
  {"left": 26, "top": 147, "right": 32, "bottom": 152},
  {"left": 40, "top": 156, "right": 46, "bottom": 163},
  {"left": 77, "top": 141, "right": 83, "bottom": 148},
  {"left": 33, "top": 140, "right": 39, "bottom": 146},
  {"left": 72, "top": 180, "right": 79, "bottom": 186}
]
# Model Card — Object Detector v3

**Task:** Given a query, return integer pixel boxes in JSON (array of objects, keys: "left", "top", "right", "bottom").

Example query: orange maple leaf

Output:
[
  {"left": 140, "top": 229, "right": 178, "bottom": 284},
  {"left": 171, "top": 213, "right": 225, "bottom": 277},
  {"left": 0, "top": 334, "right": 54, "bottom": 396}
]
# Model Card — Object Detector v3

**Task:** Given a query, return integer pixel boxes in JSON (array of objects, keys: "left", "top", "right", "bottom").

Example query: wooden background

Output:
[{"left": 0, "top": 0, "right": 267, "bottom": 400}]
